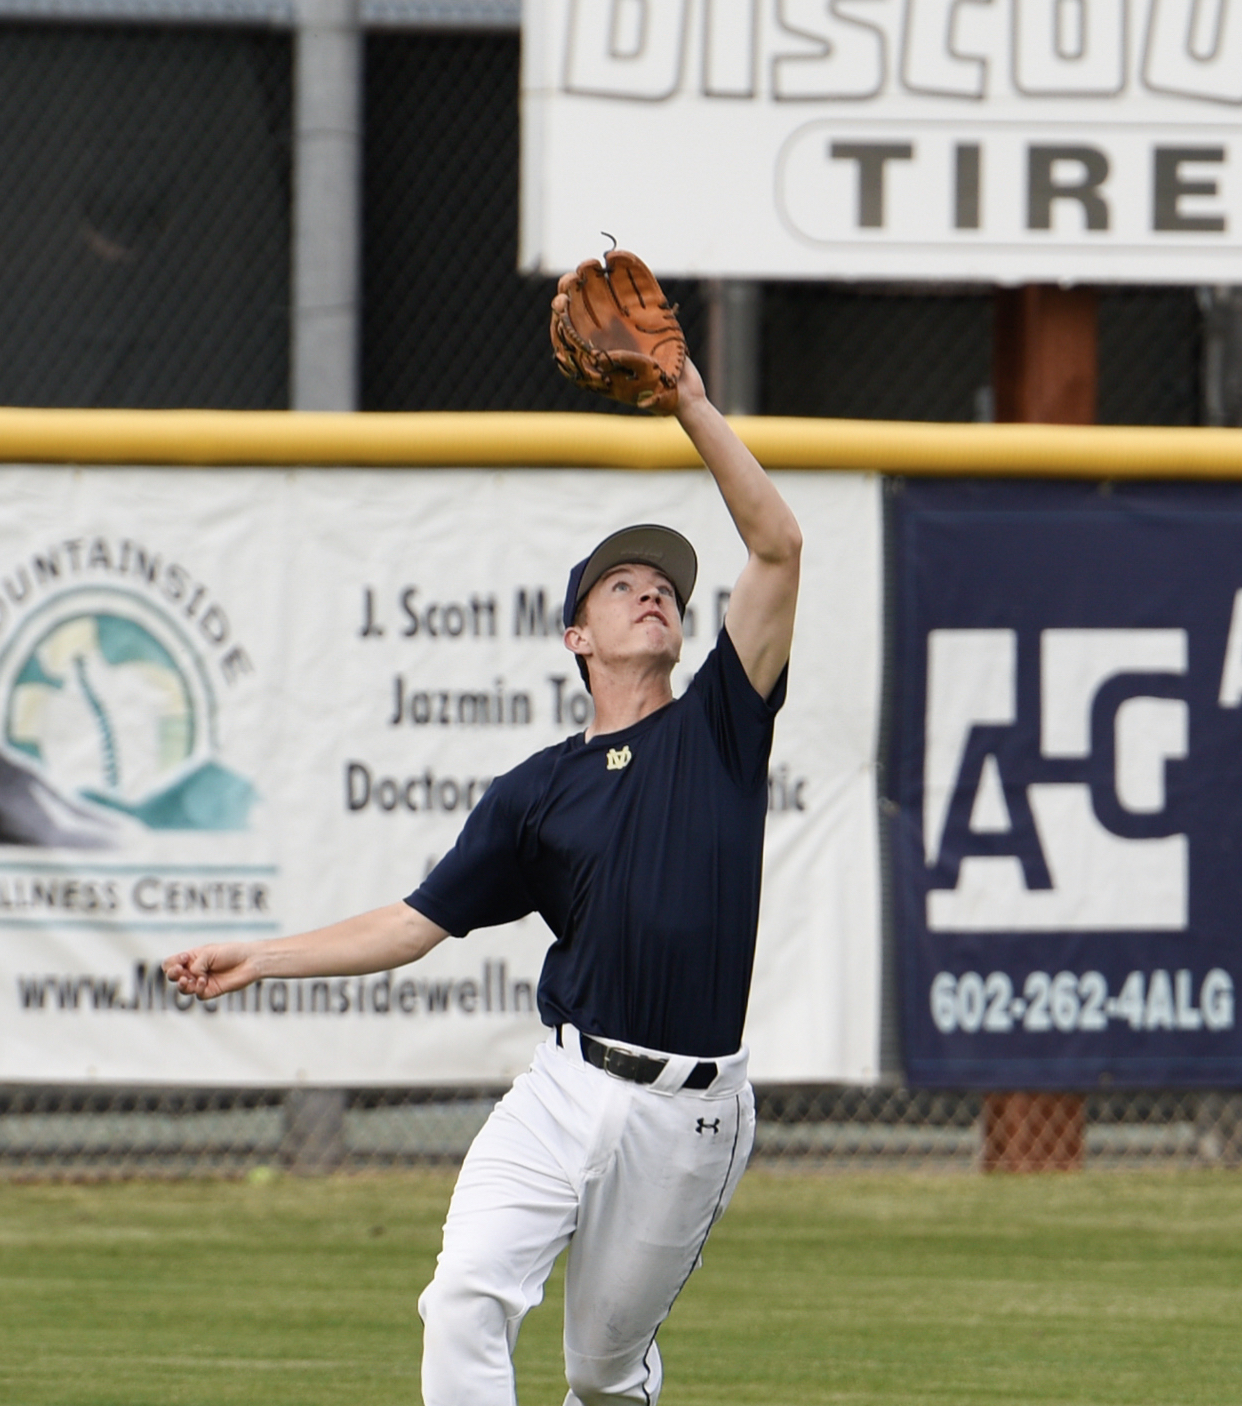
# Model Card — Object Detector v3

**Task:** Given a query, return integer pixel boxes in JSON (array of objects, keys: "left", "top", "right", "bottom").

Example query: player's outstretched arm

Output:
[
  {"left": 674, "top": 358, "right": 802, "bottom": 698},
  {"left": 162, "top": 901, "right": 450, "bottom": 1002}
]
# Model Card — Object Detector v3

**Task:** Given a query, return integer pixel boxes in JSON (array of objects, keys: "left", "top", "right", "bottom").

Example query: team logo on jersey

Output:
[
  {"left": 606, "top": 745, "right": 632, "bottom": 771},
  {"left": 0, "top": 566, "right": 256, "bottom": 848}
]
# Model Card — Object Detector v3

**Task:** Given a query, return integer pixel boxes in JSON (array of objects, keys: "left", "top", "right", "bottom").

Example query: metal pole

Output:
[
  {"left": 282, "top": 1087, "right": 348, "bottom": 1173},
  {"left": 292, "top": 0, "right": 362, "bottom": 410},
  {"left": 704, "top": 279, "right": 761, "bottom": 415},
  {"left": 1200, "top": 286, "right": 1242, "bottom": 428}
]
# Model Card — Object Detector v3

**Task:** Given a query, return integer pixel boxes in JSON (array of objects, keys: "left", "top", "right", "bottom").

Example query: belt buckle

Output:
[
  {"left": 602, "top": 1044, "right": 661, "bottom": 1084},
  {"left": 602, "top": 1045, "right": 637, "bottom": 1080}
]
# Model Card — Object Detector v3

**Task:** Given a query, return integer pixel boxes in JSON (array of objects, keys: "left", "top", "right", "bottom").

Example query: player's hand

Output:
[{"left": 163, "top": 943, "right": 259, "bottom": 1001}]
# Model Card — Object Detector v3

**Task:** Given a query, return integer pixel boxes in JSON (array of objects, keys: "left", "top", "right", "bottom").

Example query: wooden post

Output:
[
  {"left": 993, "top": 285, "right": 1098, "bottom": 425},
  {"left": 984, "top": 283, "right": 1096, "bottom": 1171},
  {"left": 983, "top": 1091, "right": 1085, "bottom": 1172}
]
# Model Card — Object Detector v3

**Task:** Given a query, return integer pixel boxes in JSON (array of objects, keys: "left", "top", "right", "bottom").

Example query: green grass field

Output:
[{"left": 1, "top": 1168, "right": 1240, "bottom": 1405}]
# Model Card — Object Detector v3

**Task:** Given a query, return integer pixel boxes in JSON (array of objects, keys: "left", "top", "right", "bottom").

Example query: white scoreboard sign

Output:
[{"left": 521, "top": 0, "right": 1242, "bottom": 282}]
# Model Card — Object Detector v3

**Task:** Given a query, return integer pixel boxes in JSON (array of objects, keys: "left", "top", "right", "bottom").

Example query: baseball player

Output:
[{"left": 164, "top": 350, "right": 801, "bottom": 1405}]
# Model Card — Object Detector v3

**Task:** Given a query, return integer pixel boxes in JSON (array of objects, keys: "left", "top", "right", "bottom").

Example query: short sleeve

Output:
[
  {"left": 405, "top": 773, "right": 536, "bottom": 937},
  {"left": 689, "top": 625, "right": 787, "bottom": 791}
]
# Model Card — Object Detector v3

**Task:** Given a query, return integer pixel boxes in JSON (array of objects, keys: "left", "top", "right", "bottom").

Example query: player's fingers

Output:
[{"left": 165, "top": 950, "right": 225, "bottom": 997}]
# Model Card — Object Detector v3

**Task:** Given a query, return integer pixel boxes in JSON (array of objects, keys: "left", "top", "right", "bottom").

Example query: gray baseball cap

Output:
[{"left": 563, "top": 524, "right": 698, "bottom": 630}]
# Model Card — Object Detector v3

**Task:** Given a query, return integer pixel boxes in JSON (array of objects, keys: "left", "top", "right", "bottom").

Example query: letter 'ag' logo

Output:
[{"left": 923, "top": 628, "right": 1190, "bottom": 931}]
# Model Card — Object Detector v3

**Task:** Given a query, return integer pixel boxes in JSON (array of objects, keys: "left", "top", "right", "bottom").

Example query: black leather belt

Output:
[{"left": 572, "top": 1029, "right": 718, "bottom": 1090}]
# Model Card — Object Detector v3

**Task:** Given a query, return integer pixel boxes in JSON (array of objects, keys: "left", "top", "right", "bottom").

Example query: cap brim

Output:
[{"left": 572, "top": 525, "right": 697, "bottom": 622}]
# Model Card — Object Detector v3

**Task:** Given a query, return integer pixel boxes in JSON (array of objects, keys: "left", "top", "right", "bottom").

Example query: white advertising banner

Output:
[
  {"left": 0, "top": 466, "right": 882, "bottom": 1086},
  {"left": 522, "top": 0, "right": 1242, "bottom": 283}
]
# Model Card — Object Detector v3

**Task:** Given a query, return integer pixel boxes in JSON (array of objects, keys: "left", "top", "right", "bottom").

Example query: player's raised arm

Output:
[
  {"left": 674, "top": 357, "right": 802, "bottom": 699},
  {"left": 162, "top": 901, "right": 450, "bottom": 1002}
]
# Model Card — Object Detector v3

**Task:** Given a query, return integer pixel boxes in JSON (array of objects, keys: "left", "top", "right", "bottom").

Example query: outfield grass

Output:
[{"left": 1, "top": 1167, "right": 1240, "bottom": 1405}]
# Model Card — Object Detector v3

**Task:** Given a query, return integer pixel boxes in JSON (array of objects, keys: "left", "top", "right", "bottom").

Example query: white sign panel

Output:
[
  {"left": 522, "top": 0, "right": 1242, "bottom": 282},
  {"left": 0, "top": 466, "right": 882, "bottom": 1086}
]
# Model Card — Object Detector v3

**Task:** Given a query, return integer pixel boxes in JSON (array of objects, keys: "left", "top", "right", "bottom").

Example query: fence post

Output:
[
  {"left": 993, "top": 284, "right": 1097, "bottom": 425},
  {"left": 984, "top": 283, "right": 1097, "bottom": 1171},
  {"left": 292, "top": 0, "right": 362, "bottom": 410},
  {"left": 705, "top": 280, "right": 761, "bottom": 415},
  {"left": 282, "top": 1087, "right": 348, "bottom": 1172},
  {"left": 1196, "top": 1092, "right": 1242, "bottom": 1166},
  {"left": 1201, "top": 286, "right": 1242, "bottom": 427}
]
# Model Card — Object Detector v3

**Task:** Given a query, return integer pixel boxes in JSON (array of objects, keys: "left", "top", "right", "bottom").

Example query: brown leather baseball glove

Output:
[{"left": 550, "top": 249, "right": 686, "bottom": 415}]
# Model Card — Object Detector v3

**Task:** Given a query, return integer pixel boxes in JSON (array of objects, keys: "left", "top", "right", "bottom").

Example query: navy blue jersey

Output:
[{"left": 406, "top": 627, "right": 786, "bottom": 1056}]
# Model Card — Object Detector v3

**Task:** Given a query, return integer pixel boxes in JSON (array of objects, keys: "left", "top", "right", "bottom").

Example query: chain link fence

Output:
[
  {"left": 0, "top": 12, "right": 1236, "bottom": 1178},
  {"left": 0, "top": 21, "right": 290, "bottom": 409},
  {"left": 3, "top": 1083, "right": 1242, "bottom": 1178},
  {"left": 0, "top": 16, "right": 1209, "bottom": 424},
  {"left": 360, "top": 29, "right": 707, "bottom": 412}
]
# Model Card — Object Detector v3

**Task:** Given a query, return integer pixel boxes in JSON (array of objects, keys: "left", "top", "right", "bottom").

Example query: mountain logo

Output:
[{"left": 0, "top": 586, "right": 255, "bottom": 848}]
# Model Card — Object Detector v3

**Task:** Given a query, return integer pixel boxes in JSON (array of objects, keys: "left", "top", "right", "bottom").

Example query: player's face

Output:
[{"left": 578, "top": 563, "right": 683, "bottom": 670}]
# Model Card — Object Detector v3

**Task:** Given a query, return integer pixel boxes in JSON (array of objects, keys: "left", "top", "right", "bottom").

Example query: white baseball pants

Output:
[{"left": 419, "top": 1026, "right": 754, "bottom": 1406}]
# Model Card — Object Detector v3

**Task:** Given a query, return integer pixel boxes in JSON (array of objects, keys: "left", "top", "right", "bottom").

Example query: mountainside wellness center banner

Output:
[{"left": 0, "top": 465, "right": 882, "bottom": 1086}]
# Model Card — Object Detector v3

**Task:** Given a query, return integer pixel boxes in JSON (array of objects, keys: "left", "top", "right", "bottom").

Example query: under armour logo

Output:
[
  {"left": 695, "top": 1117, "right": 720, "bottom": 1136},
  {"left": 606, "top": 746, "right": 632, "bottom": 771}
]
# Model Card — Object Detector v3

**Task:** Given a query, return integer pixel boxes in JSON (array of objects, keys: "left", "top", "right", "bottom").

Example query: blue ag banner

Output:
[{"left": 892, "top": 481, "right": 1242, "bottom": 1087}]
